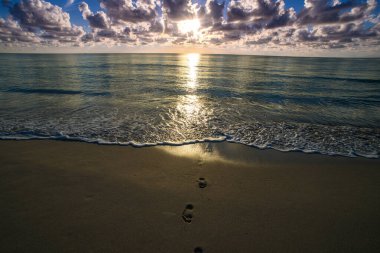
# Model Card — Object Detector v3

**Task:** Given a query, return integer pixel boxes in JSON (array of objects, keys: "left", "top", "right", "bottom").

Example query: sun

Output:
[{"left": 177, "top": 19, "right": 201, "bottom": 34}]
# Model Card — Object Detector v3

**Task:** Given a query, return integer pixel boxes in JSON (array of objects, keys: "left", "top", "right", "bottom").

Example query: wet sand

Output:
[{"left": 0, "top": 140, "right": 379, "bottom": 253}]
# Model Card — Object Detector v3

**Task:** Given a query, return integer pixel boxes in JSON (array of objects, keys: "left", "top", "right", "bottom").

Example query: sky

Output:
[{"left": 0, "top": 0, "right": 380, "bottom": 56}]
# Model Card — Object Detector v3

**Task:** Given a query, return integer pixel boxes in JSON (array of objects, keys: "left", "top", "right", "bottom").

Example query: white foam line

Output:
[{"left": 0, "top": 135, "right": 377, "bottom": 159}]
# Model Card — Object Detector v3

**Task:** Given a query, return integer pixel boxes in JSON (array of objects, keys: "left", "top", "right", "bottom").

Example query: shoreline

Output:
[
  {"left": 1, "top": 140, "right": 379, "bottom": 252},
  {"left": 1, "top": 137, "right": 378, "bottom": 159}
]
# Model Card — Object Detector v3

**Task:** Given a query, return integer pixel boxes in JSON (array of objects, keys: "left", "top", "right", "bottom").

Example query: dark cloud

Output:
[
  {"left": 2, "top": 0, "right": 11, "bottom": 7},
  {"left": 227, "top": 0, "right": 288, "bottom": 22},
  {"left": 246, "top": 36, "right": 272, "bottom": 45},
  {"left": 0, "top": 17, "right": 40, "bottom": 43},
  {"left": 296, "top": 29, "right": 319, "bottom": 42},
  {"left": 223, "top": 31, "right": 242, "bottom": 41},
  {"left": 205, "top": 0, "right": 225, "bottom": 22},
  {"left": 0, "top": 0, "right": 379, "bottom": 52},
  {"left": 172, "top": 36, "right": 187, "bottom": 44},
  {"left": 149, "top": 20, "right": 165, "bottom": 33},
  {"left": 321, "top": 23, "right": 377, "bottom": 40},
  {"left": 99, "top": 0, "right": 157, "bottom": 23},
  {"left": 96, "top": 28, "right": 117, "bottom": 38},
  {"left": 79, "top": 2, "right": 110, "bottom": 29},
  {"left": 224, "top": 0, "right": 296, "bottom": 32},
  {"left": 10, "top": 0, "right": 72, "bottom": 31},
  {"left": 162, "top": 0, "right": 195, "bottom": 21},
  {"left": 316, "top": 22, "right": 378, "bottom": 45},
  {"left": 2, "top": 0, "right": 84, "bottom": 46},
  {"left": 198, "top": 0, "right": 225, "bottom": 28},
  {"left": 123, "top": 26, "right": 131, "bottom": 34},
  {"left": 201, "top": 0, "right": 295, "bottom": 39},
  {"left": 209, "top": 37, "right": 223, "bottom": 45},
  {"left": 81, "top": 32, "right": 94, "bottom": 42},
  {"left": 40, "top": 25, "right": 84, "bottom": 43},
  {"left": 294, "top": 21, "right": 379, "bottom": 48},
  {"left": 212, "top": 21, "right": 261, "bottom": 34},
  {"left": 297, "top": 0, "right": 375, "bottom": 25},
  {"left": 266, "top": 9, "right": 296, "bottom": 29}
]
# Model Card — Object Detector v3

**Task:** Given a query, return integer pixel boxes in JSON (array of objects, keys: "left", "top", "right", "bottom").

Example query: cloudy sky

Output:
[{"left": 0, "top": 0, "right": 379, "bottom": 56}]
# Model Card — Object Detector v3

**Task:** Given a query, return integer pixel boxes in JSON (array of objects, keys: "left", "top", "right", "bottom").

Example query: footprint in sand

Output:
[
  {"left": 182, "top": 204, "right": 194, "bottom": 223},
  {"left": 205, "top": 143, "right": 213, "bottom": 153},
  {"left": 84, "top": 194, "right": 95, "bottom": 201},
  {"left": 197, "top": 177, "right": 207, "bottom": 188},
  {"left": 194, "top": 246, "right": 203, "bottom": 253}
]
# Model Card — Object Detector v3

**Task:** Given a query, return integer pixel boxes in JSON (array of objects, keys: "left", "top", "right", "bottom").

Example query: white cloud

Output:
[{"left": 65, "top": 0, "right": 74, "bottom": 7}]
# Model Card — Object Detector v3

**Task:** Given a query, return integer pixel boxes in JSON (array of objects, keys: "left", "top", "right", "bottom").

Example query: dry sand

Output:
[{"left": 0, "top": 140, "right": 379, "bottom": 253}]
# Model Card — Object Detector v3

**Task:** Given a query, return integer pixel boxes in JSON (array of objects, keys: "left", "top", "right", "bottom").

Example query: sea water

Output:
[{"left": 0, "top": 53, "right": 379, "bottom": 158}]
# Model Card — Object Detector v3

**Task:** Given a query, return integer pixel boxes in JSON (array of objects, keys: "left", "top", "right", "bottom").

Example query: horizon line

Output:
[{"left": 1, "top": 52, "right": 379, "bottom": 59}]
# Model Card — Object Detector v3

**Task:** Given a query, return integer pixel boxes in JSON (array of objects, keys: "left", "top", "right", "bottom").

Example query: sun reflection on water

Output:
[
  {"left": 185, "top": 53, "right": 200, "bottom": 90},
  {"left": 178, "top": 53, "right": 202, "bottom": 123},
  {"left": 176, "top": 94, "right": 201, "bottom": 120},
  {"left": 169, "top": 54, "right": 207, "bottom": 138}
]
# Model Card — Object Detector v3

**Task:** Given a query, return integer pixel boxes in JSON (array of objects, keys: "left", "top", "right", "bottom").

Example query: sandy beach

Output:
[{"left": 0, "top": 140, "right": 379, "bottom": 253}]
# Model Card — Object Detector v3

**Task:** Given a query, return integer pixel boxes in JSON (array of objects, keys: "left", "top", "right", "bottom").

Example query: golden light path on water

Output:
[
  {"left": 164, "top": 53, "right": 219, "bottom": 159},
  {"left": 185, "top": 53, "right": 200, "bottom": 90},
  {"left": 176, "top": 53, "right": 202, "bottom": 123}
]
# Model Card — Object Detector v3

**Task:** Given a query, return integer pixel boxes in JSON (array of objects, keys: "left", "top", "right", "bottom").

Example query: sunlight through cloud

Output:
[{"left": 177, "top": 19, "right": 201, "bottom": 35}]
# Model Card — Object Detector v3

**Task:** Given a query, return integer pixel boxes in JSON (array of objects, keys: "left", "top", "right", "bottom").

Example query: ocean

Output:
[{"left": 0, "top": 53, "right": 379, "bottom": 158}]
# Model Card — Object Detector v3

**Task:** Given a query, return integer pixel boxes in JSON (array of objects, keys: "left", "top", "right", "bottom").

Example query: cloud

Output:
[
  {"left": 79, "top": 2, "right": 110, "bottom": 29},
  {"left": 0, "top": 0, "right": 379, "bottom": 54},
  {"left": 10, "top": 0, "right": 72, "bottom": 31},
  {"left": 1, "top": 0, "right": 84, "bottom": 47},
  {"left": 197, "top": 0, "right": 225, "bottom": 28},
  {"left": 298, "top": 0, "right": 376, "bottom": 25},
  {"left": 65, "top": 0, "right": 74, "bottom": 7},
  {"left": 227, "top": 0, "right": 289, "bottom": 22},
  {"left": 217, "top": 0, "right": 297, "bottom": 35},
  {"left": 162, "top": 0, "right": 196, "bottom": 21},
  {"left": 0, "top": 17, "right": 40, "bottom": 43},
  {"left": 1, "top": 0, "right": 11, "bottom": 7},
  {"left": 99, "top": 0, "right": 158, "bottom": 23},
  {"left": 297, "top": 22, "right": 377, "bottom": 44},
  {"left": 205, "top": 0, "right": 225, "bottom": 22}
]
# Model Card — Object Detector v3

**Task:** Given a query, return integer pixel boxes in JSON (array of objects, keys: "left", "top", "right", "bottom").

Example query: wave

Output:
[
  {"left": 0, "top": 132, "right": 378, "bottom": 159},
  {"left": 1, "top": 54, "right": 379, "bottom": 160},
  {"left": 5, "top": 87, "right": 111, "bottom": 97}
]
